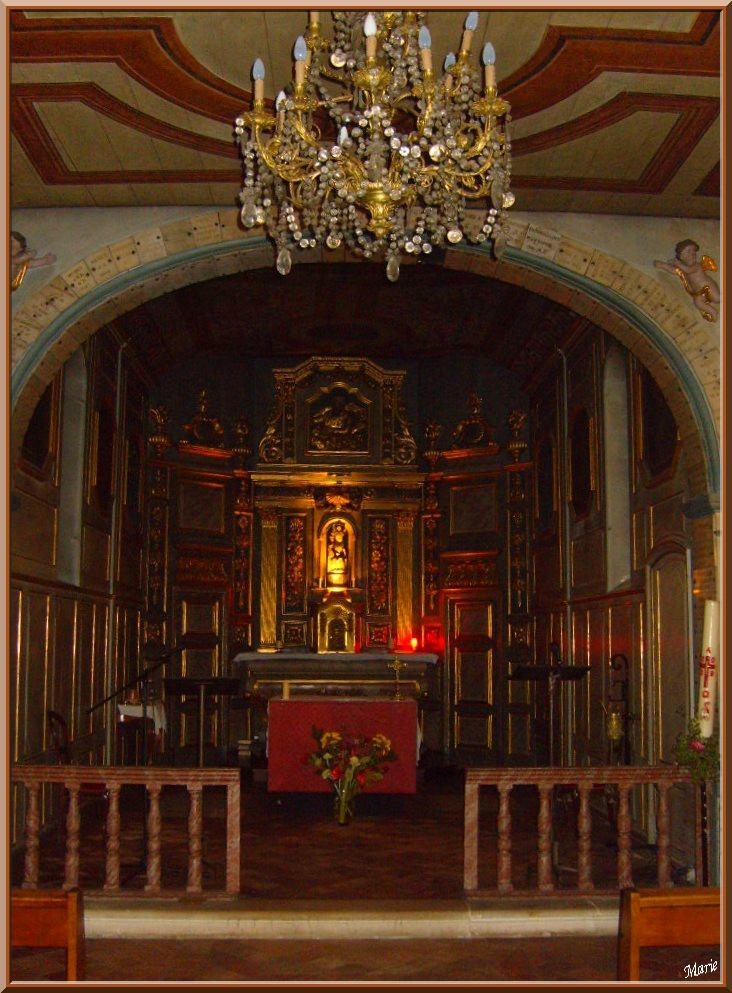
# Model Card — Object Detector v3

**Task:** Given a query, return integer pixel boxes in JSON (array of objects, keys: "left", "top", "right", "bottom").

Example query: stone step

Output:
[{"left": 85, "top": 895, "right": 620, "bottom": 940}]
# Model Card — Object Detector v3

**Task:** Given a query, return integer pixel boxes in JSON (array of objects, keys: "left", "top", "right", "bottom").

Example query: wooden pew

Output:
[
  {"left": 11, "top": 888, "right": 86, "bottom": 981},
  {"left": 617, "top": 886, "right": 720, "bottom": 981}
]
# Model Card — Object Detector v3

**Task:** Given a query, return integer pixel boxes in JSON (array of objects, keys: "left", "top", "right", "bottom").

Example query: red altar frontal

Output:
[{"left": 267, "top": 697, "right": 418, "bottom": 793}]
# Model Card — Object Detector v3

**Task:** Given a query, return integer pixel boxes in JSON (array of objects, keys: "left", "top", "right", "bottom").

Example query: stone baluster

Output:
[
  {"left": 186, "top": 784, "right": 203, "bottom": 894},
  {"left": 497, "top": 783, "right": 514, "bottom": 894},
  {"left": 616, "top": 783, "right": 633, "bottom": 889},
  {"left": 22, "top": 782, "right": 41, "bottom": 889},
  {"left": 463, "top": 779, "right": 479, "bottom": 891},
  {"left": 226, "top": 780, "right": 241, "bottom": 896},
  {"left": 146, "top": 783, "right": 163, "bottom": 894},
  {"left": 104, "top": 783, "right": 121, "bottom": 891},
  {"left": 577, "top": 783, "right": 594, "bottom": 890},
  {"left": 655, "top": 781, "right": 671, "bottom": 887},
  {"left": 537, "top": 784, "right": 554, "bottom": 892},
  {"left": 63, "top": 784, "right": 81, "bottom": 891}
]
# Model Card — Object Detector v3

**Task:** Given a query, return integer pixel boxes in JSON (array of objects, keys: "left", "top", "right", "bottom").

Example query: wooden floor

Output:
[
  {"left": 11, "top": 933, "right": 721, "bottom": 984},
  {"left": 10, "top": 767, "right": 719, "bottom": 984}
]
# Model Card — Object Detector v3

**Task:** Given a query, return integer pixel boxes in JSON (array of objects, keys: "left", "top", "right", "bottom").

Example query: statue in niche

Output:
[
  {"left": 325, "top": 520, "right": 349, "bottom": 588},
  {"left": 309, "top": 388, "right": 368, "bottom": 452},
  {"left": 654, "top": 239, "right": 720, "bottom": 323}
]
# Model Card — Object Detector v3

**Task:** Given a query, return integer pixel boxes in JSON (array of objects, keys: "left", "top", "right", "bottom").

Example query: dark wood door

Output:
[{"left": 445, "top": 594, "right": 503, "bottom": 765}]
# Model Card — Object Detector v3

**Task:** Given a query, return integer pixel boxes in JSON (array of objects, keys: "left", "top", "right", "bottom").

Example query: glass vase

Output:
[{"left": 334, "top": 784, "right": 355, "bottom": 825}]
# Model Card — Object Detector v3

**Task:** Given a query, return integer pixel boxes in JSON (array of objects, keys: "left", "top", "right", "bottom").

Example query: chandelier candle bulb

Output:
[
  {"left": 418, "top": 26, "right": 433, "bottom": 74},
  {"left": 364, "top": 13, "right": 378, "bottom": 60},
  {"left": 482, "top": 42, "right": 496, "bottom": 92},
  {"left": 444, "top": 52, "right": 456, "bottom": 91},
  {"left": 275, "top": 90, "right": 286, "bottom": 129},
  {"left": 252, "top": 59, "right": 265, "bottom": 103},
  {"left": 460, "top": 11, "right": 479, "bottom": 58},
  {"left": 293, "top": 35, "right": 308, "bottom": 85}
]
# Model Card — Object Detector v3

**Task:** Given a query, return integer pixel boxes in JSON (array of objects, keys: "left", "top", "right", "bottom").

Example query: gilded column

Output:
[
  {"left": 421, "top": 420, "right": 443, "bottom": 652},
  {"left": 396, "top": 511, "right": 416, "bottom": 648},
  {"left": 258, "top": 510, "right": 280, "bottom": 651},
  {"left": 232, "top": 474, "right": 254, "bottom": 651},
  {"left": 145, "top": 408, "right": 171, "bottom": 646}
]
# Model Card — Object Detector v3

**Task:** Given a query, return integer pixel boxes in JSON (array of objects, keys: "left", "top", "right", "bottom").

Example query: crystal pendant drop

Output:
[
  {"left": 276, "top": 247, "right": 292, "bottom": 275},
  {"left": 326, "top": 233, "right": 342, "bottom": 249},
  {"left": 447, "top": 228, "right": 463, "bottom": 244},
  {"left": 240, "top": 201, "right": 258, "bottom": 228},
  {"left": 502, "top": 191, "right": 516, "bottom": 208},
  {"left": 386, "top": 256, "right": 400, "bottom": 282}
]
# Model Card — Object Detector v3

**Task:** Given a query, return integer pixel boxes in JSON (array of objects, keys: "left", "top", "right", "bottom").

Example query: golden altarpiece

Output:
[{"left": 143, "top": 358, "right": 534, "bottom": 766}]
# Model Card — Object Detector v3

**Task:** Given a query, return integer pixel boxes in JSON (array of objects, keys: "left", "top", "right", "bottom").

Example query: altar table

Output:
[{"left": 267, "top": 697, "right": 418, "bottom": 793}]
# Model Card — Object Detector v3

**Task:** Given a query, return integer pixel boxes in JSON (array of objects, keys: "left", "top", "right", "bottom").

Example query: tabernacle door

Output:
[{"left": 445, "top": 594, "right": 503, "bottom": 765}]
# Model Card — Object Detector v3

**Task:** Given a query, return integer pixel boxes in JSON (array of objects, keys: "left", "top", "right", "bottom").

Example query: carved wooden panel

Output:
[
  {"left": 446, "top": 595, "right": 503, "bottom": 764},
  {"left": 367, "top": 516, "right": 391, "bottom": 615},
  {"left": 441, "top": 552, "right": 498, "bottom": 590},
  {"left": 283, "top": 515, "right": 306, "bottom": 613},
  {"left": 178, "top": 480, "right": 226, "bottom": 535},
  {"left": 366, "top": 620, "right": 391, "bottom": 649},
  {"left": 449, "top": 483, "right": 497, "bottom": 535}
]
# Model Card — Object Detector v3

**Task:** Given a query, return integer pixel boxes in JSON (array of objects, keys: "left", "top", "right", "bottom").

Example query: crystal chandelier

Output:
[{"left": 235, "top": 10, "right": 514, "bottom": 281}]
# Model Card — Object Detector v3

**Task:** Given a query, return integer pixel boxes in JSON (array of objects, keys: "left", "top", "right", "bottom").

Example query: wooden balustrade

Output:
[
  {"left": 10, "top": 766, "right": 240, "bottom": 897},
  {"left": 464, "top": 767, "right": 704, "bottom": 897}
]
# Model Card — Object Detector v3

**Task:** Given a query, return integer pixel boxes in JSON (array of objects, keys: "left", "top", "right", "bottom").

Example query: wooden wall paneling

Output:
[
  {"left": 445, "top": 594, "right": 502, "bottom": 764},
  {"left": 647, "top": 544, "right": 695, "bottom": 860},
  {"left": 21, "top": 591, "right": 52, "bottom": 760},
  {"left": 569, "top": 605, "right": 589, "bottom": 765},
  {"left": 81, "top": 525, "right": 111, "bottom": 586},
  {"left": 12, "top": 372, "right": 62, "bottom": 581},
  {"left": 586, "top": 605, "right": 609, "bottom": 765},
  {"left": 11, "top": 492, "right": 58, "bottom": 573},
  {"left": 169, "top": 590, "right": 228, "bottom": 760},
  {"left": 10, "top": 589, "right": 23, "bottom": 763},
  {"left": 115, "top": 362, "right": 147, "bottom": 596}
]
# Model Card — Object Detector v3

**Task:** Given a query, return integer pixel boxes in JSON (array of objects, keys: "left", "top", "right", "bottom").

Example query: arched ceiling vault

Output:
[{"left": 10, "top": 241, "right": 718, "bottom": 503}]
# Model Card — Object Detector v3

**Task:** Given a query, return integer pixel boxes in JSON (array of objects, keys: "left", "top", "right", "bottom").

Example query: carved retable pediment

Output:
[{"left": 257, "top": 357, "right": 417, "bottom": 469}]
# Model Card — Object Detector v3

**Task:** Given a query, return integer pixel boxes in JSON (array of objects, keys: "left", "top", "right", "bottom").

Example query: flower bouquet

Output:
[
  {"left": 307, "top": 726, "right": 397, "bottom": 824},
  {"left": 672, "top": 718, "right": 719, "bottom": 785}
]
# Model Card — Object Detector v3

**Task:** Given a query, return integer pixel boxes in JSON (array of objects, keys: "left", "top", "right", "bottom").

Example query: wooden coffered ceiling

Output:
[{"left": 10, "top": 8, "right": 721, "bottom": 216}]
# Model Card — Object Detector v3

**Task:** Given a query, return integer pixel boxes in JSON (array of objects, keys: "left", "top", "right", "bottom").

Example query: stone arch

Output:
[{"left": 10, "top": 212, "right": 719, "bottom": 500}]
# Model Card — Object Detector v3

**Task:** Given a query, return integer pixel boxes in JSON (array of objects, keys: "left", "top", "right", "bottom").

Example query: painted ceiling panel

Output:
[{"left": 9, "top": 8, "right": 720, "bottom": 217}]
